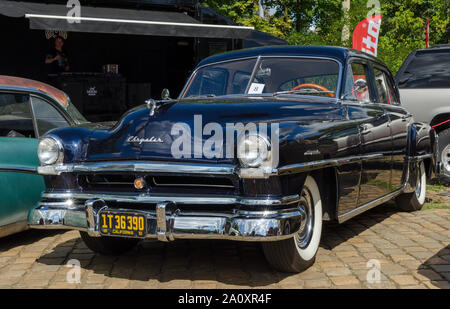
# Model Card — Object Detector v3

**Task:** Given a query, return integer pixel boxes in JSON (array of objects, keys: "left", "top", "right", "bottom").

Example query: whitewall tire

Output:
[
  {"left": 396, "top": 161, "right": 427, "bottom": 212},
  {"left": 262, "top": 175, "right": 323, "bottom": 273}
]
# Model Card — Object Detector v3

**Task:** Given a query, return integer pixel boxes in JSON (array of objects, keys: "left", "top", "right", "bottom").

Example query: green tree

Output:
[
  {"left": 202, "top": 0, "right": 293, "bottom": 38},
  {"left": 283, "top": 0, "right": 346, "bottom": 46},
  {"left": 203, "top": 0, "right": 449, "bottom": 73},
  {"left": 378, "top": 0, "right": 450, "bottom": 73}
]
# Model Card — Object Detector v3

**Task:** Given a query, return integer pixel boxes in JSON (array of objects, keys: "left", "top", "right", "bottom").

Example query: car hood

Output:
[{"left": 76, "top": 96, "right": 344, "bottom": 164}]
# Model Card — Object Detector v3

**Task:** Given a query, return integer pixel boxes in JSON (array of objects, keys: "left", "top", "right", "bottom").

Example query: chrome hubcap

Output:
[
  {"left": 443, "top": 145, "right": 450, "bottom": 174},
  {"left": 296, "top": 187, "right": 314, "bottom": 249}
]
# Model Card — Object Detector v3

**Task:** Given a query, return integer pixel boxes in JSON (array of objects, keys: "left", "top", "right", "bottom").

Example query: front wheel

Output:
[
  {"left": 80, "top": 231, "right": 139, "bottom": 255},
  {"left": 262, "top": 175, "right": 323, "bottom": 273},
  {"left": 395, "top": 161, "right": 427, "bottom": 212}
]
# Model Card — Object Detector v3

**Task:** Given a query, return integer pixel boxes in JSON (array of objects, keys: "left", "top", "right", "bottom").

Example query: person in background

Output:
[{"left": 45, "top": 36, "right": 70, "bottom": 74}]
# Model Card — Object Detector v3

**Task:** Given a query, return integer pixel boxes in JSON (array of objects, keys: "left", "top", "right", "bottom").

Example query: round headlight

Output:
[
  {"left": 237, "top": 134, "right": 269, "bottom": 168},
  {"left": 38, "top": 137, "right": 62, "bottom": 165}
]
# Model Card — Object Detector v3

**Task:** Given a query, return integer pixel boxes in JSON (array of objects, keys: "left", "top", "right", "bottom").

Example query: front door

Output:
[
  {"left": 343, "top": 61, "right": 393, "bottom": 206},
  {"left": 358, "top": 105, "right": 393, "bottom": 205}
]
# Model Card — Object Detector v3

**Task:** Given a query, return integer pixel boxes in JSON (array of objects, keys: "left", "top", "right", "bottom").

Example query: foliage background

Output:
[{"left": 202, "top": 0, "right": 449, "bottom": 74}]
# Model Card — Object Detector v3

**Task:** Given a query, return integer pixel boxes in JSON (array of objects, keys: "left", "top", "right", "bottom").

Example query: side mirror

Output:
[{"left": 161, "top": 88, "right": 171, "bottom": 100}]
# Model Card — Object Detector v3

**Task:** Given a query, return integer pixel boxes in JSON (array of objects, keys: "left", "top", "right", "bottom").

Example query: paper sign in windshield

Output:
[{"left": 248, "top": 83, "right": 265, "bottom": 94}]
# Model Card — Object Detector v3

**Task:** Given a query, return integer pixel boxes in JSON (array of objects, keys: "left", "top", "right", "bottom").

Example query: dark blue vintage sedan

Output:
[{"left": 29, "top": 46, "right": 436, "bottom": 273}]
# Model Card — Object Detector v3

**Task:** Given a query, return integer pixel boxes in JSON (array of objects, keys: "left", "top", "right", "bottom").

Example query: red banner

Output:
[{"left": 353, "top": 15, "right": 383, "bottom": 57}]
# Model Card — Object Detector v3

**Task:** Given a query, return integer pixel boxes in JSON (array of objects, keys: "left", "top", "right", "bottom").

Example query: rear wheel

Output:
[
  {"left": 438, "top": 128, "right": 450, "bottom": 183},
  {"left": 395, "top": 161, "right": 427, "bottom": 212},
  {"left": 262, "top": 175, "right": 323, "bottom": 273},
  {"left": 80, "top": 231, "right": 139, "bottom": 255}
]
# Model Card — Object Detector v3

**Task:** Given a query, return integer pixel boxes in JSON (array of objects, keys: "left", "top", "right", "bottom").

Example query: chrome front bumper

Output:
[{"left": 29, "top": 196, "right": 305, "bottom": 242}]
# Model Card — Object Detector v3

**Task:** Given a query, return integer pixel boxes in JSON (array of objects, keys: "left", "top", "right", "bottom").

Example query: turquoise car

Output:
[{"left": 0, "top": 76, "right": 87, "bottom": 238}]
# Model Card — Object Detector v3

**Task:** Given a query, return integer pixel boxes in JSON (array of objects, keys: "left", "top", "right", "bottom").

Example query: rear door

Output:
[
  {"left": 374, "top": 66, "right": 411, "bottom": 190},
  {"left": 0, "top": 92, "right": 44, "bottom": 227}
]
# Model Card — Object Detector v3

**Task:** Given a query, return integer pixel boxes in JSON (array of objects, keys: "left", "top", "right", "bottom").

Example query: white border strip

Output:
[{"left": 25, "top": 14, "right": 255, "bottom": 30}]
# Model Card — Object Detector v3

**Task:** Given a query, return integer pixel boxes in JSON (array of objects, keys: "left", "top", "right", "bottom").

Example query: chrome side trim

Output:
[
  {"left": 406, "top": 154, "right": 433, "bottom": 162},
  {"left": 240, "top": 153, "right": 383, "bottom": 178},
  {"left": 276, "top": 154, "right": 383, "bottom": 176},
  {"left": 0, "top": 221, "right": 28, "bottom": 238},
  {"left": 338, "top": 187, "right": 404, "bottom": 223},
  {"left": 0, "top": 166, "right": 37, "bottom": 174},
  {"left": 41, "top": 192, "right": 300, "bottom": 206}
]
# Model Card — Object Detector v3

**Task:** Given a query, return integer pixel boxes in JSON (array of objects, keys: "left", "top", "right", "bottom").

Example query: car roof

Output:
[
  {"left": 429, "top": 44, "right": 450, "bottom": 50},
  {"left": 409, "top": 45, "right": 450, "bottom": 54},
  {"left": 197, "top": 45, "right": 386, "bottom": 68},
  {"left": 0, "top": 75, "right": 68, "bottom": 107},
  {"left": 396, "top": 45, "right": 450, "bottom": 80}
]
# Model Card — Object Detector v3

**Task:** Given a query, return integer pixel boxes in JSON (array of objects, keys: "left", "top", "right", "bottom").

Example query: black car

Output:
[{"left": 29, "top": 46, "right": 435, "bottom": 273}]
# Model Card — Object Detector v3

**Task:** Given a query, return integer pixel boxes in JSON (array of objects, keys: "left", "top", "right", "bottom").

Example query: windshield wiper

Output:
[
  {"left": 272, "top": 89, "right": 335, "bottom": 96},
  {"left": 186, "top": 94, "right": 216, "bottom": 99}
]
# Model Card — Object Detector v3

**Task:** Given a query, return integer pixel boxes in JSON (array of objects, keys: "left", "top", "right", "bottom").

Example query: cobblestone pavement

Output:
[{"left": 0, "top": 205, "right": 449, "bottom": 289}]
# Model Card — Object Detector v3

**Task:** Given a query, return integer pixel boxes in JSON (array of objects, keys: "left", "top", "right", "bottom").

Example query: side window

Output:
[
  {"left": 343, "top": 62, "right": 372, "bottom": 103},
  {"left": 373, "top": 68, "right": 389, "bottom": 104},
  {"left": 385, "top": 75, "right": 400, "bottom": 105},
  {"left": 183, "top": 58, "right": 256, "bottom": 98},
  {"left": 187, "top": 68, "right": 228, "bottom": 98},
  {"left": 31, "top": 96, "right": 69, "bottom": 136},
  {"left": 0, "top": 93, "right": 35, "bottom": 138},
  {"left": 374, "top": 68, "right": 400, "bottom": 105},
  {"left": 397, "top": 49, "right": 450, "bottom": 89}
]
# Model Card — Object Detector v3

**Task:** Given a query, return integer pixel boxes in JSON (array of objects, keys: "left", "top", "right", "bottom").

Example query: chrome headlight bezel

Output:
[
  {"left": 237, "top": 133, "right": 271, "bottom": 168},
  {"left": 38, "top": 136, "right": 64, "bottom": 166}
]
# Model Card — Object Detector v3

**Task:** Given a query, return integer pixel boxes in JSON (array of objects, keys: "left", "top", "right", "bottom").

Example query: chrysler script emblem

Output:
[{"left": 127, "top": 136, "right": 163, "bottom": 144}]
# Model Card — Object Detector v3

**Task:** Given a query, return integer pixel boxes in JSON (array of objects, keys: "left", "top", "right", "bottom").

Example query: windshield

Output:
[
  {"left": 66, "top": 97, "right": 89, "bottom": 124},
  {"left": 182, "top": 57, "right": 340, "bottom": 98}
]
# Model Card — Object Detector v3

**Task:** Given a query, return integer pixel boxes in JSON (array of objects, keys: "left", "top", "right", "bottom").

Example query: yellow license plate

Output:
[{"left": 99, "top": 212, "right": 147, "bottom": 238}]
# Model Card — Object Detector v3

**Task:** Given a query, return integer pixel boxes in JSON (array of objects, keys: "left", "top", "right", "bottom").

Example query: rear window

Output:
[{"left": 397, "top": 49, "right": 450, "bottom": 89}]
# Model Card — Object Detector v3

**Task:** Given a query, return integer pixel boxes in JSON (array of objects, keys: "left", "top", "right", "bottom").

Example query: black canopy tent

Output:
[
  {"left": 0, "top": 0, "right": 285, "bottom": 121},
  {"left": 0, "top": 1, "right": 254, "bottom": 38}
]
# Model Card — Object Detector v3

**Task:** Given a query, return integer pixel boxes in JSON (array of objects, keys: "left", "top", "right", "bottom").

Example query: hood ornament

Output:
[{"left": 146, "top": 99, "right": 158, "bottom": 116}]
